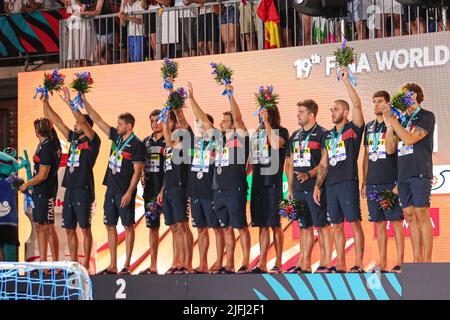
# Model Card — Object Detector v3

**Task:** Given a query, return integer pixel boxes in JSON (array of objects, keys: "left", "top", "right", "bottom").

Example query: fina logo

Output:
[{"left": 294, "top": 54, "right": 321, "bottom": 78}]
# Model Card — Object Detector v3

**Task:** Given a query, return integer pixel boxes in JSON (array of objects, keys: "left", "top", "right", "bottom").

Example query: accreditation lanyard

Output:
[
  {"left": 199, "top": 138, "right": 214, "bottom": 170},
  {"left": 402, "top": 107, "right": 421, "bottom": 130},
  {"left": 257, "top": 129, "right": 267, "bottom": 158},
  {"left": 300, "top": 124, "right": 317, "bottom": 156},
  {"left": 115, "top": 133, "right": 135, "bottom": 165},
  {"left": 330, "top": 125, "right": 345, "bottom": 158},
  {"left": 371, "top": 123, "right": 384, "bottom": 153},
  {"left": 69, "top": 138, "right": 79, "bottom": 166}
]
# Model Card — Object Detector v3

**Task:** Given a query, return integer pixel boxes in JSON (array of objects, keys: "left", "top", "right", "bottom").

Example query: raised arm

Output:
[
  {"left": 81, "top": 92, "right": 111, "bottom": 136},
  {"left": 173, "top": 108, "right": 190, "bottom": 130},
  {"left": 228, "top": 88, "right": 247, "bottom": 133},
  {"left": 261, "top": 109, "right": 285, "bottom": 150},
  {"left": 187, "top": 82, "right": 213, "bottom": 130},
  {"left": 57, "top": 87, "right": 95, "bottom": 140},
  {"left": 341, "top": 67, "right": 364, "bottom": 128},
  {"left": 162, "top": 112, "right": 177, "bottom": 148},
  {"left": 42, "top": 96, "right": 70, "bottom": 140}
]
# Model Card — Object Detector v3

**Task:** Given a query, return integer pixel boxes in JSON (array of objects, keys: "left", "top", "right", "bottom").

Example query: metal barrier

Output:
[
  {"left": 54, "top": 0, "right": 449, "bottom": 67},
  {"left": 59, "top": 0, "right": 263, "bottom": 67}
]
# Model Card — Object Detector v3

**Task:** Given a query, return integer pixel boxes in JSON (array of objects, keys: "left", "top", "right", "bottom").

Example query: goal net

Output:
[{"left": 0, "top": 261, "right": 92, "bottom": 300}]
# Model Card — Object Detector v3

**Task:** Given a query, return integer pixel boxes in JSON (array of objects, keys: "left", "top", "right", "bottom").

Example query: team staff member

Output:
[{"left": 20, "top": 117, "right": 60, "bottom": 264}]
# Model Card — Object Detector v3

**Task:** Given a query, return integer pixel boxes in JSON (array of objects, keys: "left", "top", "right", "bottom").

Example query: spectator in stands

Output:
[
  {"left": 120, "top": 0, "right": 146, "bottom": 62},
  {"left": 145, "top": 0, "right": 172, "bottom": 59},
  {"left": 403, "top": 4, "right": 426, "bottom": 35},
  {"left": 275, "top": 0, "right": 295, "bottom": 47},
  {"left": 347, "top": 0, "right": 369, "bottom": 40},
  {"left": 220, "top": 0, "right": 239, "bottom": 53},
  {"left": 175, "top": 0, "right": 197, "bottom": 57},
  {"left": 437, "top": 6, "right": 449, "bottom": 32},
  {"left": 185, "top": 0, "right": 220, "bottom": 55},
  {"left": 28, "top": 0, "right": 63, "bottom": 10},
  {"left": 65, "top": 0, "right": 94, "bottom": 67},
  {"left": 81, "top": 0, "right": 117, "bottom": 65},
  {"left": 375, "top": 0, "right": 403, "bottom": 38},
  {"left": 239, "top": 0, "right": 257, "bottom": 51},
  {"left": 298, "top": 13, "right": 312, "bottom": 46},
  {"left": 424, "top": 6, "right": 448, "bottom": 33},
  {"left": 3, "top": 0, "right": 29, "bottom": 13}
]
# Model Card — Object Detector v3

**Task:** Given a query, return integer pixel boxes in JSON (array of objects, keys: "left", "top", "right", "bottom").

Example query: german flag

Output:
[{"left": 257, "top": 0, "right": 281, "bottom": 49}]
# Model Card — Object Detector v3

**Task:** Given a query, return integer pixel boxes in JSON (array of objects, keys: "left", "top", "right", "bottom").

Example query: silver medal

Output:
[
  {"left": 371, "top": 153, "right": 378, "bottom": 162},
  {"left": 299, "top": 158, "right": 306, "bottom": 166},
  {"left": 217, "top": 167, "right": 222, "bottom": 175},
  {"left": 330, "top": 158, "right": 337, "bottom": 166},
  {"left": 112, "top": 167, "right": 117, "bottom": 175},
  {"left": 69, "top": 166, "right": 75, "bottom": 174},
  {"left": 400, "top": 146, "right": 406, "bottom": 155},
  {"left": 197, "top": 171, "right": 203, "bottom": 179}
]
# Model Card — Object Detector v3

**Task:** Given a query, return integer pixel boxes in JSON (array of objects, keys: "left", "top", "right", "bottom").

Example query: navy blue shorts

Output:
[
  {"left": 144, "top": 193, "right": 162, "bottom": 229},
  {"left": 250, "top": 185, "right": 282, "bottom": 228},
  {"left": 163, "top": 186, "right": 189, "bottom": 226},
  {"left": 326, "top": 180, "right": 362, "bottom": 224},
  {"left": 32, "top": 193, "right": 55, "bottom": 225},
  {"left": 62, "top": 187, "right": 94, "bottom": 229},
  {"left": 293, "top": 188, "right": 328, "bottom": 229},
  {"left": 366, "top": 183, "right": 404, "bottom": 222},
  {"left": 191, "top": 197, "right": 219, "bottom": 228},
  {"left": 103, "top": 190, "right": 136, "bottom": 226},
  {"left": 397, "top": 177, "right": 432, "bottom": 209},
  {"left": 221, "top": 6, "right": 239, "bottom": 24},
  {"left": 213, "top": 187, "right": 247, "bottom": 229}
]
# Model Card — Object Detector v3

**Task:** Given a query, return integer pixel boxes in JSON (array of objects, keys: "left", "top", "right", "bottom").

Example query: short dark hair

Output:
[
  {"left": 150, "top": 109, "right": 161, "bottom": 118},
  {"left": 223, "top": 111, "right": 234, "bottom": 125},
  {"left": 372, "top": 90, "right": 390, "bottom": 102},
  {"left": 402, "top": 83, "right": 424, "bottom": 104},
  {"left": 297, "top": 99, "right": 319, "bottom": 117},
  {"left": 206, "top": 113, "right": 214, "bottom": 124},
  {"left": 34, "top": 118, "right": 53, "bottom": 138},
  {"left": 334, "top": 99, "right": 350, "bottom": 110},
  {"left": 83, "top": 114, "right": 94, "bottom": 127},
  {"left": 118, "top": 112, "right": 135, "bottom": 127}
]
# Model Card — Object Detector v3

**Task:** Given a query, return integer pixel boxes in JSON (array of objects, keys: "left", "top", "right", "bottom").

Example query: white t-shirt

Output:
[
  {"left": 124, "top": 0, "right": 145, "bottom": 36},
  {"left": 35, "top": 0, "right": 63, "bottom": 10}
]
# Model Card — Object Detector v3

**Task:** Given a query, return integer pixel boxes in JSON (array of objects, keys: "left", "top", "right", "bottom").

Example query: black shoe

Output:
[{"left": 250, "top": 267, "right": 267, "bottom": 274}]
